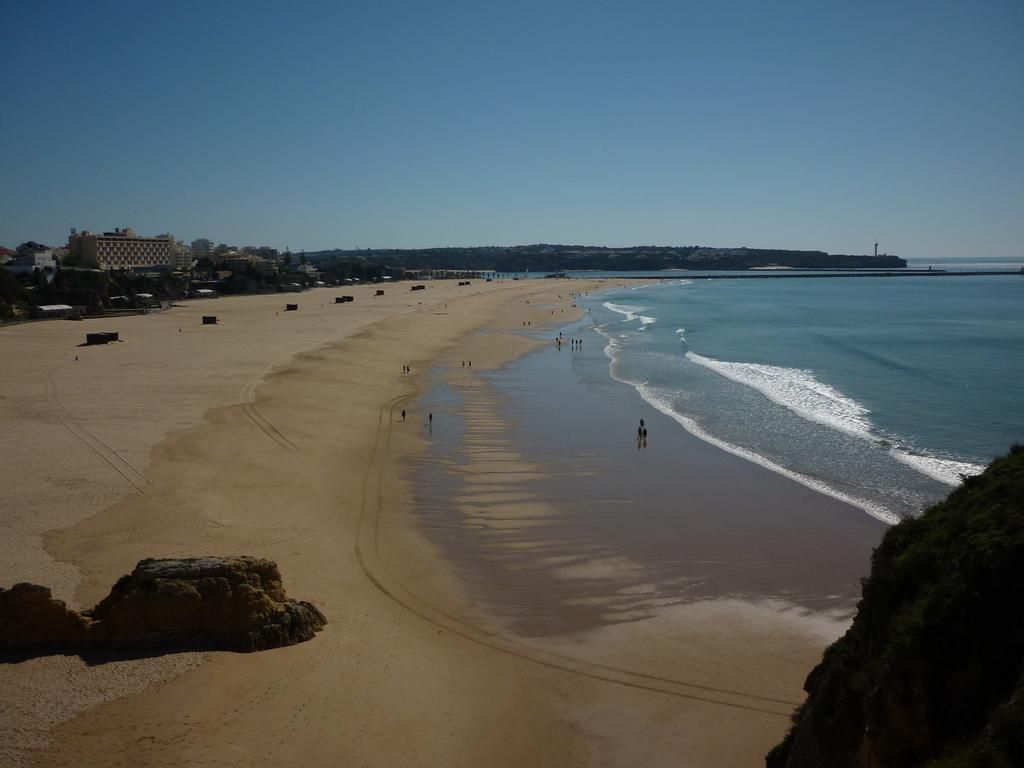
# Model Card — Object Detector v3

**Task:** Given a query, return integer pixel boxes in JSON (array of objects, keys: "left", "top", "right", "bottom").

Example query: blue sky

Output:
[{"left": 2, "top": 0, "right": 1021, "bottom": 256}]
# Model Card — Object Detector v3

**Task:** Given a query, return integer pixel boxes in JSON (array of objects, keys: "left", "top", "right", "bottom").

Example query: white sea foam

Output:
[
  {"left": 603, "top": 302, "right": 656, "bottom": 326},
  {"left": 683, "top": 351, "right": 983, "bottom": 487},
  {"left": 890, "top": 449, "right": 984, "bottom": 487},
  {"left": 685, "top": 351, "right": 874, "bottom": 440},
  {"left": 591, "top": 323, "right": 899, "bottom": 524},
  {"left": 675, "top": 328, "right": 686, "bottom": 341},
  {"left": 602, "top": 301, "right": 643, "bottom": 321}
]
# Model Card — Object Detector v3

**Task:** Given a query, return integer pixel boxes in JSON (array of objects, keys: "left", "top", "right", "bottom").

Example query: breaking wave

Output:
[{"left": 685, "top": 351, "right": 874, "bottom": 440}]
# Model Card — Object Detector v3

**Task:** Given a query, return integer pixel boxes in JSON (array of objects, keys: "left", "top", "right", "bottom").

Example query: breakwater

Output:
[{"left": 606, "top": 269, "right": 1023, "bottom": 280}]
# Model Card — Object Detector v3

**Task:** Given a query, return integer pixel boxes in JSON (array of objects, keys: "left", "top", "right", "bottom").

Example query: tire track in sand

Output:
[
  {"left": 238, "top": 353, "right": 300, "bottom": 453},
  {"left": 43, "top": 371, "right": 149, "bottom": 493}
]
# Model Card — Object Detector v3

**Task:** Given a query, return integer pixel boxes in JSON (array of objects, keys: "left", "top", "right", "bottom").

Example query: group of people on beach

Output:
[
  {"left": 637, "top": 418, "right": 648, "bottom": 449},
  {"left": 554, "top": 332, "right": 583, "bottom": 350}
]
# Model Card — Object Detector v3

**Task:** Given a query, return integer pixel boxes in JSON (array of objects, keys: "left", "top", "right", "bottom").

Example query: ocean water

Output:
[
  {"left": 520, "top": 255, "right": 1024, "bottom": 279},
  {"left": 586, "top": 272, "right": 1024, "bottom": 523}
]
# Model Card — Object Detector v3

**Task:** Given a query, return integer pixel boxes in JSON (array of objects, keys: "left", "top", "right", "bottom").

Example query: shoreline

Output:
[{"left": 409, "top": 295, "right": 881, "bottom": 618}]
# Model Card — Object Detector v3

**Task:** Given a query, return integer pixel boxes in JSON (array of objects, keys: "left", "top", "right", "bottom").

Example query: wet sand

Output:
[
  {"left": 1, "top": 278, "right": 881, "bottom": 767},
  {"left": 411, "top": 324, "right": 883, "bottom": 637}
]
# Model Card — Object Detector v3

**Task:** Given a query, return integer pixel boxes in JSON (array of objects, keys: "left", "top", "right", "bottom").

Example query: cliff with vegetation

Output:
[{"left": 767, "top": 446, "right": 1024, "bottom": 768}]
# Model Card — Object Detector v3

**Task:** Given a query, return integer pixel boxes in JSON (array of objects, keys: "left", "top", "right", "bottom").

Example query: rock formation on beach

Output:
[
  {"left": 1, "top": 556, "right": 326, "bottom": 653},
  {"left": 767, "top": 446, "right": 1024, "bottom": 768}
]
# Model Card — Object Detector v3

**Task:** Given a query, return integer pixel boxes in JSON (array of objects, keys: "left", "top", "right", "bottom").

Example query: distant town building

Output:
[
  {"left": 219, "top": 251, "right": 278, "bottom": 276},
  {"left": 10, "top": 242, "right": 57, "bottom": 268},
  {"left": 2, "top": 242, "right": 58, "bottom": 277},
  {"left": 191, "top": 238, "right": 214, "bottom": 261},
  {"left": 170, "top": 239, "right": 194, "bottom": 271},
  {"left": 242, "top": 246, "right": 281, "bottom": 262},
  {"left": 68, "top": 228, "right": 176, "bottom": 270},
  {"left": 16, "top": 241, "right": 52, "bottom": 256}
]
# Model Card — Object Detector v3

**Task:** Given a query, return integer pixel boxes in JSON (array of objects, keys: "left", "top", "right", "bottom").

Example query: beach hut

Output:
[
  {"left": 85, "top": 331, "right": 119, "bottom": 345},
  {"left": 202, "top": 316, "right": 217, "bottom": 325},
  {"left": 375, "top": 289, "right": 384, "bottom": 296},
  {"left": 31, "top": 304, "right": 75, "bottom": 320},
  {"left": 285, "top": 304, "right": 298, "bottom": 311}
]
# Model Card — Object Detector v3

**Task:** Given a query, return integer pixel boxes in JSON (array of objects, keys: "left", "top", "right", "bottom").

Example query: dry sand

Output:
[{"left": 0, "top": 279, "right": 848, "bottom": 766}]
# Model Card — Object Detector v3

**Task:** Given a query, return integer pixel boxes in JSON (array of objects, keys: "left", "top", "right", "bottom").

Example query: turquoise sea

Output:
[{"left": 585, "top": 262, "right": 1024, "bottom": 522}]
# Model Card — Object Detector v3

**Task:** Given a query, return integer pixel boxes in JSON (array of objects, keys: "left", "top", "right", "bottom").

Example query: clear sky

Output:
[{"left": 2, "top": 0, "right": 1022, "bottom": 257}]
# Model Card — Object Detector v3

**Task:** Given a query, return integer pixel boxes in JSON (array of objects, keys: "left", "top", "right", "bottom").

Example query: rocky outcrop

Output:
[
  {"left": 0, "top": 582, "right": 92, "bottom": 648},
  {"left": 767, "top": 446, "right": 1024, "bottom": 768},
  {"left": 1, "top": 556, "right": 326, "bottom": 653}
]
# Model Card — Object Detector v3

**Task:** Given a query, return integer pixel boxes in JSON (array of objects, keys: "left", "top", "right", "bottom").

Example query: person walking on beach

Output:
[
  {"left": 429, "top": 411, "right": 433, "bottom": 426},
  {"left": 401, "top": 409, "right": 406, "bottom": 421}
]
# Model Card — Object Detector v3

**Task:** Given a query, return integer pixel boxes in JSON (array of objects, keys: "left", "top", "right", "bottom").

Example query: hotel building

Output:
[{"left": 68, "top": 228, "right": 175, "bottom": 270}]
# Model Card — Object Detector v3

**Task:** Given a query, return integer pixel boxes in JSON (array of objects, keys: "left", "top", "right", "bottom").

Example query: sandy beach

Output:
[{"left": 1, "top": 279, "right": 876, "bottom": 767}]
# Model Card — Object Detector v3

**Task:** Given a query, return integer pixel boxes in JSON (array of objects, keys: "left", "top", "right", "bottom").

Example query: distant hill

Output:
[
  {"left": 304, "top": 244, "right": 906, "bottom": 272},
  {"left": 767, "top": 445, "right": 1024, "bottom": 768}
]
